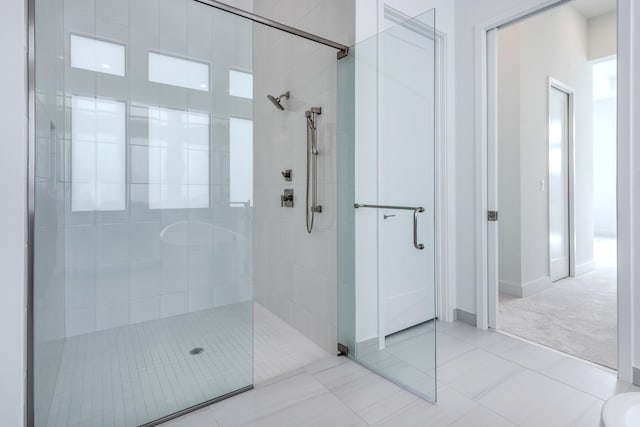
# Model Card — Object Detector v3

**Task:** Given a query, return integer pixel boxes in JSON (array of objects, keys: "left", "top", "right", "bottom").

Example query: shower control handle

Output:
[{"left": 281, "top": 189, "right": 294, "bottom": 208}]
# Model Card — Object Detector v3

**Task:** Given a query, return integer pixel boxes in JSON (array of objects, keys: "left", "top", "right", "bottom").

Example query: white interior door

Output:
[
  {"left": 379, "top": 24, "right": 436, "bottom": 337},
  {"left": 549, "top": 86, "right": 570, "bottom": 282}
]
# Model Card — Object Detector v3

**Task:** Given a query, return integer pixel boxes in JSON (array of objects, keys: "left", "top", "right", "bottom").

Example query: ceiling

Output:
[{"left": 571, "top": 0, "right": 616, "bottom": 18}]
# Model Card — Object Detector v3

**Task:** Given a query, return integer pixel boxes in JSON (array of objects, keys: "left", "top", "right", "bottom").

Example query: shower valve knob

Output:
[
  {"left": 281, "top": 169, "right": 292, "bottom": 181},
  {"left": 281, "top": 189, "right": 294, "bottom": 208}
]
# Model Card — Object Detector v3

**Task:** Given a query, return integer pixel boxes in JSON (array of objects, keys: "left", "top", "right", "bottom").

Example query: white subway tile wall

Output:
[
  {"left": 252, "top": 0, "right": 355, "bottom": 353},
  {"left": 61, "top": 0, "right": 254, "bottom": 338},
  {"left": 35, "top": 0, "right": 355, "bottom": 423}
]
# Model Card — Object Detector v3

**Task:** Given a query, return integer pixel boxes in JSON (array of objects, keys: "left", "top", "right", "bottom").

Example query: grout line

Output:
[
  {"left": 439, "top": 326, "right": 616, "bottom": 402},
  {"left": 310, "top": 368, "right": 376, "bottom": 427},
  {"left": 494, "top": 329, "right": 617, "bottom": 374}
]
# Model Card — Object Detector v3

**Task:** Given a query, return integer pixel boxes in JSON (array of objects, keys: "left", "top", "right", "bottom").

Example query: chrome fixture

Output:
[
  {"left": 281, "top": 169, "right": 292, "bottom": 181},
  {"left": 189, "top": 347, "right": 204, "bottom": 355},
  {"left": 267, "top": 91, "right": 290, "bottom": 110},
  {"left": 354, "top": 203, "right": 426, "bottom": 250},
  {"left": 281, "top": 189, "right": 294, "bottom": 207},
  {"left": 194, "top": 0, "right": 349, "bottom": 59},
  {"left": 306, "top": 107, "right": 322, "bottom": 233}
]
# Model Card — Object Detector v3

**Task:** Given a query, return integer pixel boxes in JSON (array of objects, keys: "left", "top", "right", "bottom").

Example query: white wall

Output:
[
  {"left": 590, "top": 14, "right": 617, "bottom": 239},
  {"left": 0, "top": 0, "right": 27, "bottom": 424},
  {"left": 455, "top": 0, "right": 541, "bottom": 314},
  {"left": 497, "top": 4, "right": 594, "bottom": 296},
  {"left": 593, "top": 96, "right": 617, "bottom": 237},
  {"left": 252, "top": 0, "right": 355, "bottom": 352},
  {"left": 588, "top": 11, "right": 616, "bottom": 61},
  {"left": 497, "top": 24, "right": 522, "bottom": 290}
]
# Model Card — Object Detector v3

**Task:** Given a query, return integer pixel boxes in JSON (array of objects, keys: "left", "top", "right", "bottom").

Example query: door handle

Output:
[
  {"left": 413, "top": 207, "right": 425, "bottom": 250},
  {"left": 384, "top": 214, "right": 396, "bottom": 219},
  {"left": 353, "top": 203, "right": 425, "bottom": 250}
]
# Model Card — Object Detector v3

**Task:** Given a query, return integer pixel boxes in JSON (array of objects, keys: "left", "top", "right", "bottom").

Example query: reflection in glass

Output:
[
  {"left": 229, "top": 69, "right": 253, "bottom": 99},
  {"left": 230, "top": 117, "right": 253, "bottom": 206},
  {"left": 148, "top": 52, "right": 210, "bottom": 91},
  {"left": 148, "top": 107, "right": 210, "bottom": 209},
  {"left": 71, "top": 96, "right": 126, "bottom": 211},
  {"left": 70, "top": 34, "right": 126, "bottom": 76}
]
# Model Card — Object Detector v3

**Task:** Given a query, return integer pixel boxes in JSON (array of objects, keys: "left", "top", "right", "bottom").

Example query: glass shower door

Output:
[
  {"left": 338, "top": 9, "right": 437, "bottom": 401},
  {"left": 33, "top": 0, "right": 254, "bottom": 425}
]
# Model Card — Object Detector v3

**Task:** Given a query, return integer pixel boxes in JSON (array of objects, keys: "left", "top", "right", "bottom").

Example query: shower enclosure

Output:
[
  {"left": 30, "top": 0, "right": 348, "bottom": 425},
  {"left": 31, "top": 0, "right": 436, "bottom": 424},
  {"left": 338, "top": 8, "right": 438, "bottom": 401}
]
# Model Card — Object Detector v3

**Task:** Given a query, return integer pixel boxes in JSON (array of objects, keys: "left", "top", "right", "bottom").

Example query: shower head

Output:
[
  {"left": 267, "top": 91, "right": 290, "bottom": 110},
  {"left": 267, "top": 95, "right": 284, "bottom": 110}
]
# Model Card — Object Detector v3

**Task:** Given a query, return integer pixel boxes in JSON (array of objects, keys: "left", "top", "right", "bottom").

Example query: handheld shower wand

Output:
[{"left": 305, "top": 107, "right": 322, "bottom": 233}]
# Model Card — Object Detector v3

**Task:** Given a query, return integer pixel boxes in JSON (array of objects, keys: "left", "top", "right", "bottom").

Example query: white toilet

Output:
[{"left": 601, "top": 393, "right": 640, "bottom": 427}]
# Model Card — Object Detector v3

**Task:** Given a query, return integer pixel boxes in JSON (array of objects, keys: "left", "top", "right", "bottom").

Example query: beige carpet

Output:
[{"left": 499, "top": 237, "right": 617, "bottom": 369}]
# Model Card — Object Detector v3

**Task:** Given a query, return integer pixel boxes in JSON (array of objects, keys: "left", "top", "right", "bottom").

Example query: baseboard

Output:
[
  {"left": 575, "top": 260, "right": 596, "bottom": 276},
  {"left": 356, "top": 337, "right": 378, "bottom": 354},
  {"left": 499, "top": 276, "right": 552, "bottom": 298},
  {"left": 499, "top": 280, "right": 524, "bottom": 297},
  {"left": 454, "top": 308, "right": 477, "bottom": 326}
]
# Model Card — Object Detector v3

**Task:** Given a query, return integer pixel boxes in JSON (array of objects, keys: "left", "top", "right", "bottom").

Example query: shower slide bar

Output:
[
  {"left": 194, "top": 0, "right": 350, "bottom": 59},
  {"left": 353, "top": 204, "right": 425, "bottom": 250}
]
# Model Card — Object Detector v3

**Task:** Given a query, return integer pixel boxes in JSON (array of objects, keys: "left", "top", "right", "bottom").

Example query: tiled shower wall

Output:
[
  {"left": 48, "top": 0, "right": 355, "bottom": 352},
  {"left": 61, "top": 0, "right": 253, "bottom": 336},
  {"left": 252, "top": 0, "right": 355, "bottom": 352}
]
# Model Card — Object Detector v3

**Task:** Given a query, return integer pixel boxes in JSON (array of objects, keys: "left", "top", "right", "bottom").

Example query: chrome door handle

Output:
[
  {"left": 354, "top": 203, "right": 425, "bottom": 250},
  {"left": 413, "top": 207, "right": 425, "bottom": 250},
  {"left": 383, "top": 214, "right": 396, "bottom": 219}
]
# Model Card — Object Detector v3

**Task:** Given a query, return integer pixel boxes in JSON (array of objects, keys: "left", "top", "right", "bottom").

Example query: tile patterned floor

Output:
[
  {"left": 45, "top": 302, "right": 327, "bottom": 427},
  {"left": 354, "top": 322, "right": 436, "bottom": 400},
  {"left": 47, "top": 302, "right": 253, "bottom": 427},
  {"left": 164, "top": 321, "right": 638, "bottom": 427}
]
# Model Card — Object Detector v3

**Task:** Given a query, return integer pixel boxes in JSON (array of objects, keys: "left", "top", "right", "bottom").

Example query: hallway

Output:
[{"left": 500, "top": 237, "right": 617, "bottom": 368}]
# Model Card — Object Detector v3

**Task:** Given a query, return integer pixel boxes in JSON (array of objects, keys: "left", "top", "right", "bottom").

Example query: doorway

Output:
[
  {"left": 490, "top": 0, "right": 618, "bottom": 369},
  {"left": 548, "top": 82, "right": 573, "bottom": 283}
]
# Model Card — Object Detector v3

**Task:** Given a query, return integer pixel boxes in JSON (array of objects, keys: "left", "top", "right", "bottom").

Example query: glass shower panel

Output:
[
  {"left": 338, "top": 9, "right": 437, "bottom": 401},
  {"left": 33, "top": 0, "right": 253, "bottom": 425}
]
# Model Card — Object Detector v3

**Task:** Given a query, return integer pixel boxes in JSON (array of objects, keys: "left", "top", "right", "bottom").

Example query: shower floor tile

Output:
[{"left": 45, "top": 302, "right": 327, "bottom": 427}]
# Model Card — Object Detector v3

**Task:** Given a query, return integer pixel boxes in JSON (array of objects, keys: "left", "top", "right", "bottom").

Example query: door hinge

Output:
[
  {"left": 337, "top": 343, "right": 349, "bottom": 357},
  {"left": 488, "top": 211, "right": 499, "bottom": 221}
]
